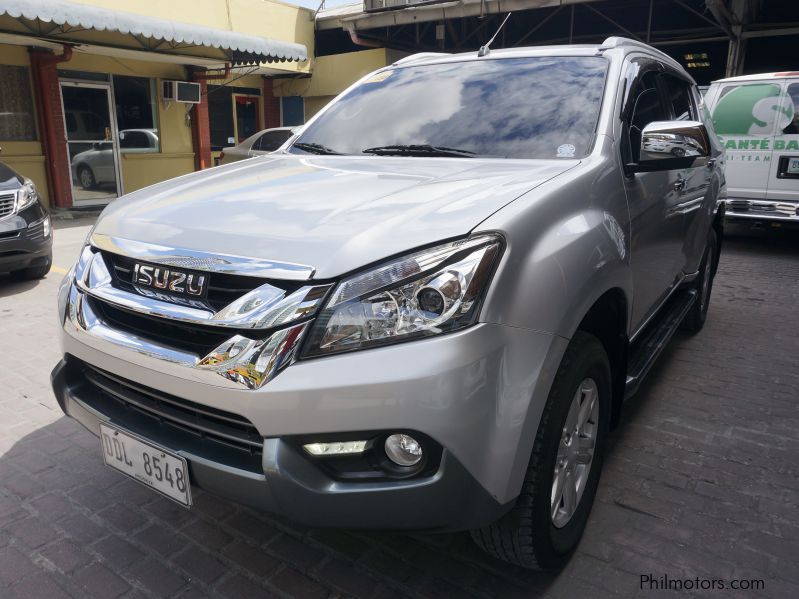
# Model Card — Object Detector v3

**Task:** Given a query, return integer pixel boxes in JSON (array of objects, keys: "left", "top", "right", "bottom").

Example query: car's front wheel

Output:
[{"left": 471, "top": 331, "right": 611, "bottom": 570}]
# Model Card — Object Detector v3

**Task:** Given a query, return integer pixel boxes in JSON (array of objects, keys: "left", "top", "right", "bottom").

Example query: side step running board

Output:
[{"left": 624, "top": 289, "right": 697, "bottom": 399}]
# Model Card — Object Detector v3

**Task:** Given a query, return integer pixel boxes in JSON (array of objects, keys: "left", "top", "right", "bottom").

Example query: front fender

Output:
[
  {"left": 478, "top": 154, "right": 632, "bottom": 338},
  {"left": 474, "top": 148, "right": 632, "bottom": 501}
]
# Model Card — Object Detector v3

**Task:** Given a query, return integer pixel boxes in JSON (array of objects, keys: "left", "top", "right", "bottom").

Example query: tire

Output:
[
  {"left": 12, "top": 252, "right": 52, "bottom": 281},
  {"left": 470, "top": 331, "right": 611, "bottom": 570},
  {"left": 78, "top": 165, "right": 96, "bottom": 190},
  {"left": 681, "top": 230, "right": 717, "bottom": 333}
]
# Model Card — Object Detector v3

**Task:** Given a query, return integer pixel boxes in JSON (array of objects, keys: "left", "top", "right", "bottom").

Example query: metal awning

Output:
[{"left": 0, "top": 0, "right": 307, "bottom": 63}]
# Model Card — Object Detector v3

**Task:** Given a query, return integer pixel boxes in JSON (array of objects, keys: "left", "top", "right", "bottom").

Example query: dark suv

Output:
[{"left": 0, "top": 159, "right": 52, "bottom": 280}]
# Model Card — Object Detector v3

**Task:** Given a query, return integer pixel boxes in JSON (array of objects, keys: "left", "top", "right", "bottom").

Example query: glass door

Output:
[
  {"left": 233, "top": 94, "right": 261, "bottom": 143},
  {"left": 61, "top": 82, "right": 121, "bottom": 203}
]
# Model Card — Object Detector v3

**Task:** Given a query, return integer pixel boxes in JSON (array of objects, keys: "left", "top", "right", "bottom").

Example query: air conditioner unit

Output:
[{"left": 161, "top": 80, "right": 201, "bottom": 104}]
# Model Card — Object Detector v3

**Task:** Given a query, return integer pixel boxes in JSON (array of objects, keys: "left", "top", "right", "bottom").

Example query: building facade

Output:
[{"left": 0, "top": 0, "right": 320, "bottom": 208}]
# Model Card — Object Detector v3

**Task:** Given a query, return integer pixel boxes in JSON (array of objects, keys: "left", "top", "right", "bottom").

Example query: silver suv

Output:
[{"left": 53, "top": 37, "right": 724, "bottom": 569}]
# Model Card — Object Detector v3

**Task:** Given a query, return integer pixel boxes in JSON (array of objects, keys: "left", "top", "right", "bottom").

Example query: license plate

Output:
[{"left": 99, "top": 423, "right": 192, "bottom": 507}]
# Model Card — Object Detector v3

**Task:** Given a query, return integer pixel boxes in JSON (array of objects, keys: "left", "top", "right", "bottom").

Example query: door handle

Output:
[
  {"left": 707, "top": 158, "right": 716, "bottom": 169},
  {"left": 674, "top": 178, "right": 686, "bottom": 192}
]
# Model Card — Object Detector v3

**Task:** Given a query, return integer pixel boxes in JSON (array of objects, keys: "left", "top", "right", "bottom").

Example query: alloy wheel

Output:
[{"left": 551, "top": 378, "right": 599, "bottom": 528}]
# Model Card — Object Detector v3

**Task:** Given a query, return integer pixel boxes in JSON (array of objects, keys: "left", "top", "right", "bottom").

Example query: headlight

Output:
[
  {"left": 302, "top": 234, "right": 502, "bottom": 357},
  {"left": 16, "top": 180, "right": 40, "bottom": 212}
]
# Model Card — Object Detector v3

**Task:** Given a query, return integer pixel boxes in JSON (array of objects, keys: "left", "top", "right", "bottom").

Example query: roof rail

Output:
[
  {"left": 599, "top": 36, "right": 676, "bottom": 64},
  {"left": 393, "top": 52, "right": 450, "bottom": 66}
]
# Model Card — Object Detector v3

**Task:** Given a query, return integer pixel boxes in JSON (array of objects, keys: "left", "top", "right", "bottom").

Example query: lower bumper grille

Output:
[
  {"left": 26, "top": 219, "right": 45, "bottom": 241},
  {"left": 82, "top": 363, "right": 263, "bottom": 456}
]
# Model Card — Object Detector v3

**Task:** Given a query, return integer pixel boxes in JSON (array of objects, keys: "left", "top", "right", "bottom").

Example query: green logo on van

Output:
[{"left": 712, "top": 83, "right": 794, "bottom": 135}]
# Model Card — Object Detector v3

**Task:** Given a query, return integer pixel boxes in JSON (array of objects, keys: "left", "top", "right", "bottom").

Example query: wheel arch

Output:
[{"left": 573, "top": 287, "right": 629, "bottom": 430}]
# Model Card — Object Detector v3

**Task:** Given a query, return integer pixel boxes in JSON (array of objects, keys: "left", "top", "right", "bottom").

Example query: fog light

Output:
[
  {"left": 303, "top": 440, "right": 367, "bottom": 456},
  {"left": 384, "top": 433, "right": 423, "bottom": 466},
  {"left": 42, "top": 216, "right": 51, "bottom": 238}
]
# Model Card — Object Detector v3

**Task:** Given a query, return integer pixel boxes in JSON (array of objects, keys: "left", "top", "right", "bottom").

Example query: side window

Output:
[
  {"left": 628, "top": 71, "right": 670, "bottom": 162},
  {"left": 113, "top": 76, "right": 159, "bottom": 152},
  {"left": 119, "top": 131, "right": 151, "bottom": 150},
  {"left": 781, "top": 83, "right": 799, "bottom": 135},
  {"left": 252, "top": 132, "right": 266, "bottom": 151},
  {"left": 661, "top": 75, "right": 695, "bottom": 121},
  {"left": 257, "top": 131, "right": 292, "bottom": 152}
]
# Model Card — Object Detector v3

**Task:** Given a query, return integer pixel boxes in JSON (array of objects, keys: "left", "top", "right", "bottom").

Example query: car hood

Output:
[
  {"left": 95, "top": 155, "right": 576, "bottom": 279},
  {"left": 0, "top": 161, "right": 23, "bottom": 192}
]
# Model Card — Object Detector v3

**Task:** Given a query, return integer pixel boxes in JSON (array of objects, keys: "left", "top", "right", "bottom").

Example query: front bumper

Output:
[
  {"left": 55, "top": 292, "right": 565, "bottom": 530},
  {"left": 52, "top": 356, "right": 512, "bottom": 531},
  {"left": 0, "top": 204, "right": 52, "bottom": 273},
  {"left": 724, "top": 198, "right": 799, "bottom": 225}
]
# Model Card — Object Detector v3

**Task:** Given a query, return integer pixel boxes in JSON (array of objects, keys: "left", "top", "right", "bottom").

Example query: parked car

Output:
[
  {"left": 218, "top": 126, "right": 298, "bottom": 164},
  {"left": 71, "top": 129, "right": 158, "bottom": 189},
  {"left": 0, "top": 158, "right": 52, "bottom": 279},
  {"left": 705, "top": 72, "right": 799, "bottom": 225},
  {"left": 52, "top": 37, "right": 724, "bottom": 570}
]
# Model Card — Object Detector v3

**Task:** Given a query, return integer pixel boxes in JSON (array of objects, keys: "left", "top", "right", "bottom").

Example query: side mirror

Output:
[{"left": 633, "top": 120, "right": 710, "bottom": 172}]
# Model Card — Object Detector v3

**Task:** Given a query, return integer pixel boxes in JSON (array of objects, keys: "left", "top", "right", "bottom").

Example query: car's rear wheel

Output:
[
  {"left": 681, "top": 230, "right": 717, "bottom": 333},
  {"left": 470, "top": 331, "right": 611, "bottom": 570},
  {"left": 78, "top": 165, "right": 96, "bottom": 190}
]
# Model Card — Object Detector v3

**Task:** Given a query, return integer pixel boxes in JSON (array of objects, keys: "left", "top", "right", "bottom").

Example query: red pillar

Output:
[
  {"left": 263, "top": 78, "right": 281, "bottom": 129},
  {"left": 189, "top": 70, "right": 212, "bottom": 170},
  {"left": 30, "top": 47, "right": 73, "bottom": 208}
]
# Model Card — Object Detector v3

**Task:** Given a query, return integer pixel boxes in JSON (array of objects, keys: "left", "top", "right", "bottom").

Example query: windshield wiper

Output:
[
  {"left": 362, "top": 144, "right": 478, "bottom": 158},
  {"left": 293, "top": 142, "right": 341, "bottom": 155}
]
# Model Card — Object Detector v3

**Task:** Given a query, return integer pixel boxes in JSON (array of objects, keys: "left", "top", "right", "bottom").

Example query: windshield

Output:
[{"left": 290, "top": 56, "right": 608, "bottom": 160}]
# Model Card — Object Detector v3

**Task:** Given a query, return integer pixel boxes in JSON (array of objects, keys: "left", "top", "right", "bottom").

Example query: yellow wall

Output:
[
  {"left": 275, "top": 48, "right": 392, "bottom": 98},
  {"left": 305, "top": 96, "right": 336, "bottom": 119},
  {"left": 274, "top": 49, "right": 396, "bottom": 121},
  {"left": 121, "top": 154, "right": 196, "bottom": 191}
]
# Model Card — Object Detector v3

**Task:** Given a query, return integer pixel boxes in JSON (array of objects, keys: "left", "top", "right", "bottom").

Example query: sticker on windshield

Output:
[
  {"left": 365, "top": 71, "right": 393, "bottom": 84},
  {"left": 556, "top": 143, "right": 576, "bottom": 158}
]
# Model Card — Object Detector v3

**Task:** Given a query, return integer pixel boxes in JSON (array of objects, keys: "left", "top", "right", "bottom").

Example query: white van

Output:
[{"left": 705, "top": 72, "right": 799, "bottom": 225}]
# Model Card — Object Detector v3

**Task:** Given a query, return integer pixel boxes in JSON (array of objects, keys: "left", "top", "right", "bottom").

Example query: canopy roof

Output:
[{"left": 0, "top": 0, "right": 307, "bottom": 63}]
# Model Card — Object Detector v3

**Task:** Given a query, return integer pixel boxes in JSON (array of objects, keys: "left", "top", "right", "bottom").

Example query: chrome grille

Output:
[
  {"left": 100, "top": 250, "right": 305, "bottom": 311},
  {"left": 0, "top": 193, "right": 16, "bottom": 218},
  {"left": 87, "top": 297, "right": 237, "bottom": 355}
]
